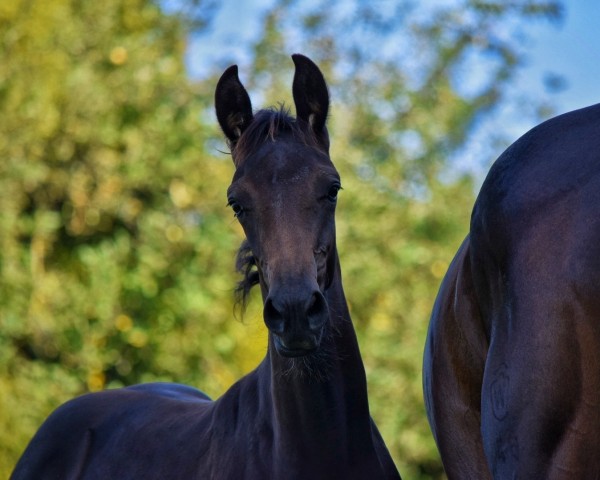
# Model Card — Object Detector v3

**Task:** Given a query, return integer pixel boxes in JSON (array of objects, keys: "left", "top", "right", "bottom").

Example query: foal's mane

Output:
[{"left": 231, "top": 105, "right": 323, "bottom": 313}]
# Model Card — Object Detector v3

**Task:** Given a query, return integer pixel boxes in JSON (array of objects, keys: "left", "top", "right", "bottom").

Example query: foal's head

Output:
[{"left": 215, "top": 54, "right": 340, "bottom": 358}]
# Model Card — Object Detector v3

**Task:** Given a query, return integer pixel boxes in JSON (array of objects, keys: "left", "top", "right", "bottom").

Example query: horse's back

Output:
[
  {"left": 425, "top": 103, "right": 600, "bottom": 478},
  {"left": 11, "top": 383, "right": 213, "bottom": 480},
  {"left": 472, "top": 102, "right": 600, "bottom": 247}
]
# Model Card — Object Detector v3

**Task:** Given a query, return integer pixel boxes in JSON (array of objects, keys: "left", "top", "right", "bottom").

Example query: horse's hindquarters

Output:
[{"left": 480, "top": 264, "right": 600, "bottom": 479}]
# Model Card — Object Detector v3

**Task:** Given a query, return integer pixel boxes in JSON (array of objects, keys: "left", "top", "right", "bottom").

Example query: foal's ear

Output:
[
  {"left": 215, "top": 65, "right": 253, "bottom": 144},
  {"left": 291, "top": 54, "right": 329, "bottom": 134}
]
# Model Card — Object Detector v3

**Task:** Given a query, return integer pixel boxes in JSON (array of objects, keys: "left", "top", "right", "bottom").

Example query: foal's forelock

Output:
[
  {"left": 234, "top": 240, "right": 259, "bottom": 315},
  {"left": 230, "top": 106, "right": 325, "bottom": 167}
]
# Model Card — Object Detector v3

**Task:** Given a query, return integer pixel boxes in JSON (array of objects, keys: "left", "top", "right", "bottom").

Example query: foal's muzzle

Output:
[{"left": 263, "top": 289, "right": 329, "bottom": 357}]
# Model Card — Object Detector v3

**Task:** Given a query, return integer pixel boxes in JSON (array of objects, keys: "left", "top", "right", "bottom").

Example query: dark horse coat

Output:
[
  {"left": 424, "top": 103, "right": 600, "bottom": 479},
  {"left": 11, "top": 55, "right": 400, "bottom": 480}
]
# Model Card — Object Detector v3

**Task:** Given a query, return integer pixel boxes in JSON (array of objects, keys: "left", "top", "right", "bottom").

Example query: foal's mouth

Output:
[{"left": 273, "top": 333, "right": 320, "bottom": 358}]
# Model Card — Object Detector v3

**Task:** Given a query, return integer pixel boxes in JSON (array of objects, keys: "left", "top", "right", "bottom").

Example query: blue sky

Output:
[
  {"left": 524, "top": 1, "right": 600, "bottom": 114},
  {"left": 186, "top": 1, "right": 600, "bottom": 176},
  {"left": 466, "top": 1, "right": 600, "bottom": 176},
  {"left": 189, "top": 1, "right": 600, "bottom": 116}
]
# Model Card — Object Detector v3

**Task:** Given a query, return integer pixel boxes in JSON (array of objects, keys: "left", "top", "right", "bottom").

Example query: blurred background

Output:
[{"left": 1, "top": 0, "right": 596, "bottom": 477}]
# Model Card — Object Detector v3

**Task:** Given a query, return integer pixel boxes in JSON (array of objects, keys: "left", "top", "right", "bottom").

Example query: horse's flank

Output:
[{"left": 424, "top": 102, "right": 600, "bottom": 478}]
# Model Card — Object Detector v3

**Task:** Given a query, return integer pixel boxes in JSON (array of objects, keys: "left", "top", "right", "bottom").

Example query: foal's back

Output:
[{"left": 11, "top": 383, "right": 216, "bottom": 479}]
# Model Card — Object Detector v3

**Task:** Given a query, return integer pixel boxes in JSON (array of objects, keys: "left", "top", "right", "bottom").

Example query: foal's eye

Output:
[
  {"left": 228, "top": 200, "right": 244, "bottom": 217},
  {"left": 327, "top": 185, "right": 341, "bottom": 203}
]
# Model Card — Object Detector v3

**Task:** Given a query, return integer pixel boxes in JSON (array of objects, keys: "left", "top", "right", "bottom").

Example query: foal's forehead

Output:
[{"left": 233, "top": 140, "right": 338, "bottom": 185}]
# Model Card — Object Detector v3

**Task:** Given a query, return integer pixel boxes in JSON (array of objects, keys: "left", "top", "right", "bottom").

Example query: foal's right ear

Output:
[{"left": 215, "top": 65, "right": 253, "bottom": 144}]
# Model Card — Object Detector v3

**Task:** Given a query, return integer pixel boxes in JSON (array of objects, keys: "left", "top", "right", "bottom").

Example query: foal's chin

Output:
[{"left": 271, "top": 332, "right": 334, "bottom": 384}]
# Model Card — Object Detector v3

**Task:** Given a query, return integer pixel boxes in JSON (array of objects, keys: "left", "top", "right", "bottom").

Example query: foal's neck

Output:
[{"left": 260, "top": 256, "right": 374, "bottom": 465}]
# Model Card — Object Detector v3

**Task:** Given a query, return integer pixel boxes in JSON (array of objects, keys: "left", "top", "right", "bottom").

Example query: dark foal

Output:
[
  {"left": 12, "top": 54, "right": 400, "bottom": 480},
  {"left": 424, "top": 103, "right": 600, "bottom": 479}
]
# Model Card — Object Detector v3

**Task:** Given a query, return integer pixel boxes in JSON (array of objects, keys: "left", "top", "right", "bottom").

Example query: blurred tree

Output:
[
  {"left": 0, "top": 0, "right": 563, "bottom": 478},
  {"left": 0, "top": 0, "right": 265, "bottom": 474}
]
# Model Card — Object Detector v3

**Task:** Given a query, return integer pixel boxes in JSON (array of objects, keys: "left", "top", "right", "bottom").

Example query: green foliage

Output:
[
  {"left": 0, "top": 0, "right": 264, "bottom": 474},
  {"left": 0, "top": 0, "right": 562, "bottom": 478}
]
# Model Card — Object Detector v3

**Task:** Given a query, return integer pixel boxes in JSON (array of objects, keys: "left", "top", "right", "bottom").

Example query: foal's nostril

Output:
[
  {"left": 264, "top": 290, "right": 328, "bottom": 333},
  {"left": 306, "top": 291, "right": 328, "bottom": 331},
  {"left": 264, "top": 289, "right": 329, "bottom": 357},
  {"left": 263, "top": 297, "right": 285, "bottom": 334}
]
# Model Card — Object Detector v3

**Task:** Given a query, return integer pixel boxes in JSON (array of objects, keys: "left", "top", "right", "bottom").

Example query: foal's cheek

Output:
[
  {"left": 239, "top": 224, "right": 259, "bottom": 250},
  {"left": 315, "top": 252, "right": 327, "bottom": 286}
]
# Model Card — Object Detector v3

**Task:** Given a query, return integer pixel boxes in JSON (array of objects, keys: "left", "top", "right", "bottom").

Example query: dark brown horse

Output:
[
  {"left": 11, "top": 55, "right": 400, "bottom": 480},
  {"left": 424, "top": 103, "right": 600, "bottom": 478}
]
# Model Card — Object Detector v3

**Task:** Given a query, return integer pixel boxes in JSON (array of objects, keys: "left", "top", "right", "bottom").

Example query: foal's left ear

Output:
[
  {"left": 292, "top": 54, "right": 329, "bottom": 135},
  {"left": 215, "top": 65, "right": 253, "bottom": 144}
]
